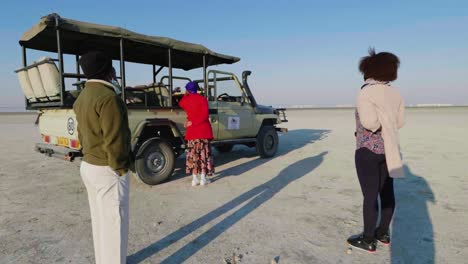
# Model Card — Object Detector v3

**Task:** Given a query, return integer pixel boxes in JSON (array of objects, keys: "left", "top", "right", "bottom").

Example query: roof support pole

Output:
[
  {"left": 168, "top": 49, "right": 173, "bottom": 107},
  {"left": 203, "top": 55, "right": 207, "bottom": 98},
  {"left": 22, "top": 46, "right": 29, "bottom": 108},
  {"left": 22, "top": 46, "right": 27, "bottom": 67},
  {"left": 153, "top": 65, "right": 164, "bottom": 107},
  {"left": 55, "top": 16, "right": 65, "bottom": 106},
  {"left": 120, "top": 38, "right": 126, "bottom": 101},
  {"left": 75, "top": 55, "right": 81, "bottom": 82}
]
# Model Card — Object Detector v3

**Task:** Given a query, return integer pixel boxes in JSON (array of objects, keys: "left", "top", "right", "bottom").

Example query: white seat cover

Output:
[
  {"left": 27, "top": 67, "right": 48, "bottom": 100},
  {"left": 37, "top": 57, "right": 61, "bottom": 100},
  {"left": 16, "top": 69, "right": 37, "bottom": 102},
  {"left": 149, "top": 83, "right": 170, "bottom": 106}
]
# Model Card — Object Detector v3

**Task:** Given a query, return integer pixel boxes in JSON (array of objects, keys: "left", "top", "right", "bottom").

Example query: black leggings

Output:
[{"left": 355, "top": 147, "right": 395, "bottom": 239}]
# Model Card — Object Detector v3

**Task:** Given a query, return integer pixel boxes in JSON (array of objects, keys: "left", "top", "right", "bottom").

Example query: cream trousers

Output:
[{"left": 80, "top": 161, "right": 130, "bottom": 264}]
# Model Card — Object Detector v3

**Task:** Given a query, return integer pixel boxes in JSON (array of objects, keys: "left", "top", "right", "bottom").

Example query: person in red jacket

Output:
[{"left": 179, "top": 81, "right": 214, "bottom": 186}]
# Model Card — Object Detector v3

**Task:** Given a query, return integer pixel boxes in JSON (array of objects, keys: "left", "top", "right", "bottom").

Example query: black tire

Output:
[
  {"left": 135, "top": 139, "right": 175, "bottom": 185},
  {"left": 215, "top": 144, "right": 234, "bottom": 153},
  {"left": 256, "top": 126, "right": 279, "bottom": 158}
]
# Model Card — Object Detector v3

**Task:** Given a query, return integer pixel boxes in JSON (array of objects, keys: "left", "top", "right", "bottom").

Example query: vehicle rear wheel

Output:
[
  {"left": 135, "top": 139, "right": 175, "bottom": 185},
  {"left": 215, "top": 144, "right": 234, "bottom": 153},
  {"left": 257, "top": 126, "right": 279, "bottom": 158}
]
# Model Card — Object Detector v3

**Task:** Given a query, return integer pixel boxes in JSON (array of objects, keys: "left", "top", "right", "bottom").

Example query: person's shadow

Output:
[
  {"left": 391, "top": 165, "right": 435, "bottom": 264},
  {"left": 128, "top": 151, "right": 328, "bottom": 263},
  {"left": 170, "top": 129, "right": 330, "bottom": 182}
]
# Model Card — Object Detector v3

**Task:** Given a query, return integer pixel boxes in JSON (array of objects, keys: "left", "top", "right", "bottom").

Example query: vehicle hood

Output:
[{"left": 255, "top": 104, "right": 275, "bottom": 115}]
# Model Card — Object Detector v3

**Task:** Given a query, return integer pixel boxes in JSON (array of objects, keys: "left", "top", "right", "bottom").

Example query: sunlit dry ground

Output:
[{"left": 1, "top": 108, "right": 467, "bottom": 263}]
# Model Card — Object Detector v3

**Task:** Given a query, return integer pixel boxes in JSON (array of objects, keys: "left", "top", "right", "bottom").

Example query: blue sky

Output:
[{"left": 1, "top": 0, "right": 467, "bottom": 107}]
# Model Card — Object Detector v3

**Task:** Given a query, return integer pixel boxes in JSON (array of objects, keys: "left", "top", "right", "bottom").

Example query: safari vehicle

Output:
[{"left": 15, "top": 13, "right": 287, "bottom": 185}]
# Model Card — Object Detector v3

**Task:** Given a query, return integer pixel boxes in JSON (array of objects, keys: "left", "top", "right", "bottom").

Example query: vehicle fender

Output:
[
  {"left": 132, "top": 118, "right": 185, "bottom": 156},
  {"left": 255, "top": 118, "right": 279, "bottom": 136},
  {"left": 135, "top": 137, "right": 161, "bottom": 159}
]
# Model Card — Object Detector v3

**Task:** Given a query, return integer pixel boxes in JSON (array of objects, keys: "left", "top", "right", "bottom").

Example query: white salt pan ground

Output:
[{"left": 1, "top": 108, "right": 467, "bottom": 263}]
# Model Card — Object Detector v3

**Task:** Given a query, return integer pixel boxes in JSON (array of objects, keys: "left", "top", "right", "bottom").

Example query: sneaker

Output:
[
  {"left": 347, "top": 234, "right": 377, "bottom": 253},
  {"left": 200, "top": 178, "right": 211, "bottom": 186},
  {"left": 376, "top": 230, "right": 391, "bottom": 245},
  {"left": 192, "top": 178, "right": 200, "bottom": 186}
]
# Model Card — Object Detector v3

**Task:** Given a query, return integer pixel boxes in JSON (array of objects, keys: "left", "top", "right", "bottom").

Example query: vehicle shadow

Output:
[
  {"left": 127, "top": 151, "right": 328, "bottom": 263},
  {"left": 171, "top": 129, "right": 330, "bottom": 182},
  {"left": 391, "top": 165, "right": 435, "bottom": 264}
]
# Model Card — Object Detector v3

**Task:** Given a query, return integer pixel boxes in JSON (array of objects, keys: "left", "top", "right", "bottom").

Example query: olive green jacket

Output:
[{"left": 73, "top": 80, "right": 132, "bottom": 176}]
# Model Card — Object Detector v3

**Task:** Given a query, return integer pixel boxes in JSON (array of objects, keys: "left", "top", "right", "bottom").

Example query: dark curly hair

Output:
[{"left": 359, "top": 48, "right": 400, "bottom": 82}]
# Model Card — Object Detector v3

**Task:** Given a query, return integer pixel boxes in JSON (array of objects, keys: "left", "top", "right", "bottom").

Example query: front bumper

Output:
[
  {"left": 275, "top": 108, "right": 288, "bottom": 123},
  {"left": 276, "top": 127, "right": 288, "bottom": 133}
]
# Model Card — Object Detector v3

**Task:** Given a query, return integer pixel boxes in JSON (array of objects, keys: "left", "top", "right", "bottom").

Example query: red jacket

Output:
[{"left": 179, "top": 93, "right": 213, "bottom": 140}]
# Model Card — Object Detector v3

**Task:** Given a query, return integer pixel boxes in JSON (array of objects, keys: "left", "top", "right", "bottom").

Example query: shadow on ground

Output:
[
  {"left": 391, "top": 165, "right": 435, "bottom": 263},
  {"left": 128, "top": 151, "right": 328, "bottom": 263},
  {"left": 171, "top": 129, "right": 330, "bottom": 182}
]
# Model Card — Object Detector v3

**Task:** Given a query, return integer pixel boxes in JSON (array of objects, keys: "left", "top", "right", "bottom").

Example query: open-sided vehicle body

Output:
[{"left": 16, "top": 13, "right": 287, "bottom": 185}]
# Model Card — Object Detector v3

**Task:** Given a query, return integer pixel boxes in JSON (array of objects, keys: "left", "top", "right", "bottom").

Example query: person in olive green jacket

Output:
[{"left": 73, "top": 51, "right": 132, "bottom": 264}]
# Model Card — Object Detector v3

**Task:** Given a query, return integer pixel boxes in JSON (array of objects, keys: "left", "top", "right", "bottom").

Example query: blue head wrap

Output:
[{"left": 185, "top": 81, "right": 199, "bottom": 94}]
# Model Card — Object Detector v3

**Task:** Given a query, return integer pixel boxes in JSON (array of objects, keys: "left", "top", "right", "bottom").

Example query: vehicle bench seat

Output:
[
  {"left": 147, "top": 83, "right": 170, "bottom": 107},
  {"left": 16, "top": 56, "right": 62, "bottom": 103}
]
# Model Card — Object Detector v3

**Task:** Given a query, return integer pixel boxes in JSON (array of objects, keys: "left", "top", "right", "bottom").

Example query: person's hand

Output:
[
  {"left": 184, "top": 120, "right": 192, "bottom": 128},
  {"left": 116, "top": 169, "right": 128, "bottom": 177}
]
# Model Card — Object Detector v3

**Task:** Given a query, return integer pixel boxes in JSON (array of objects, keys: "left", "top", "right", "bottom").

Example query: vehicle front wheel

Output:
[
  {"left": 256, "top": 126, "right": 279, "bottom": 158},
  {"left": 215, "top": 144, "right": 234, "bottom": 153},
  {"left": 135, "top": 139, "right": 175, "bottom": 185}
]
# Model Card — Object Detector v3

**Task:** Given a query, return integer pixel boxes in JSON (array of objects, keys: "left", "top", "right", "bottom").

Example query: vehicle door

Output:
[{"left": 208, "top": 70, "right": 254, "bottom": 140}]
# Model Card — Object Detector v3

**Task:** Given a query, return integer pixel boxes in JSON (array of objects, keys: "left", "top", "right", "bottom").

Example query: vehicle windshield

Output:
[{"left": 204, "top": 71, "right": 248, "bottom": 104}]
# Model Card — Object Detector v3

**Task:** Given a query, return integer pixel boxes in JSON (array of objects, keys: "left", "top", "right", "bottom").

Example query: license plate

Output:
[{"left": 57, "top": 137, "right": 69, "bottom": 147}]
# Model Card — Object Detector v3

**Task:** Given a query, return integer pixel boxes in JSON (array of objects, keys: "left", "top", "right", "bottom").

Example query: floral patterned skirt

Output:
[{"left": 186, "top": 139, "right": 214, "bottom": 176}]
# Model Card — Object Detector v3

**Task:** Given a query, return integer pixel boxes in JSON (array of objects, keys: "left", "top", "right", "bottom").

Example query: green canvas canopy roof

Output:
[{"left": 20, "top": 13, "right": 240, "bottom": 70}]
